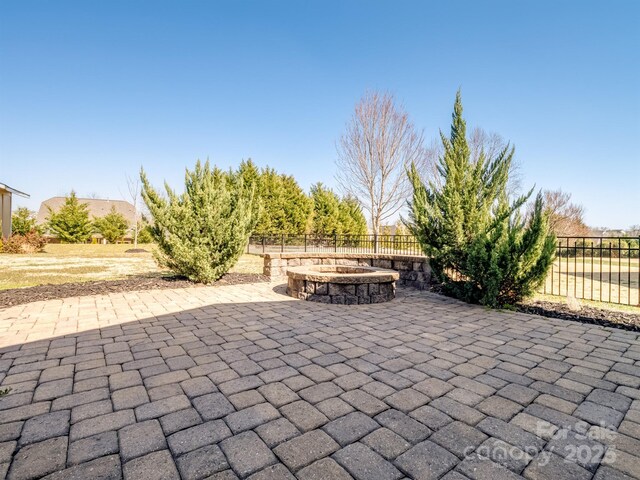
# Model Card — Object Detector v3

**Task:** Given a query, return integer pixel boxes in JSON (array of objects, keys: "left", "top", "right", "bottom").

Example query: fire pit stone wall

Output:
[
  {"left": 286, "top": 265, "right": 399, "bottom": 304},
  {"left": 262, "top": 253, "right": 431, "bottom": 291}
]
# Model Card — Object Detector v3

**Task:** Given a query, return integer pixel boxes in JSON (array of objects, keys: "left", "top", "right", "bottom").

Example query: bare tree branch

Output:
[
  {"left": 539, "top": 189, "right": 590, "bottom": 236},
  {"left": 419, "top": 127, "right": 522, "bottom": 197},
  {"left": 125, "top": 174, "right": 141, "bottom": 247},
  {"left": 335, "top": 91, "right": 428, "bottom": 233},
  {"left": 469, "top": 127, "right": 522, "bottom": 197}
]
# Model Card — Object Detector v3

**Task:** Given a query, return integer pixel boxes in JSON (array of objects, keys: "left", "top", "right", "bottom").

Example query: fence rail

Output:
[
  {"left": 247, "top": 234, "right": 424, "bottom": 256},
  {"left": 248, "top": 234, "right": 640, "bottom": 306},
  {"left": 543, "top": 236, "right": 639, "bottom": 306}
]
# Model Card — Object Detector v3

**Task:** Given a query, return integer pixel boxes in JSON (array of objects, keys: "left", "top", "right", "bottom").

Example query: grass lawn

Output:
[
  {"left": 42, "top": 244, "right": 151, "bottom": 257},
  {"left": 0, "top": 244, "right": 263, "bottom": 290}
]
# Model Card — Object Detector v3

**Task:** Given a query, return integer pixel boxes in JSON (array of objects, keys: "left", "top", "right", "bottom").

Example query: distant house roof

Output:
[
  {"left": 37, "top": 197, "right": 136, "bottom": 226},
  {"left": 0, "top": 182, "right": 30, "bottom": 198}
]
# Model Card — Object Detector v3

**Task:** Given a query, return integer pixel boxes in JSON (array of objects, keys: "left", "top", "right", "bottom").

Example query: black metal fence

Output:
[
  {"left": 247, "top": 234, "right": 424, "bottom": 256},
  {"left": 543, "top": 236, "right": 639, "bottom": 306},
  {"left": 248, "top": 234, "right": 640, "bottom": 306}
]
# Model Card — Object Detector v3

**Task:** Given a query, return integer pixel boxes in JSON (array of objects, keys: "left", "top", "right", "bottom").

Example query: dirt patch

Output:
[
  {"left": 0, "top": 273, "right": 268, "bottom": 308},
  {"left": 125, "top": 248, "right": 149, "bottom": 254}
]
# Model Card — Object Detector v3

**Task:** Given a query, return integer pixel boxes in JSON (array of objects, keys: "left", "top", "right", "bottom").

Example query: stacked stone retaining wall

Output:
[{"left": 262, "top": 253, "right": 431, "bottom": 290}]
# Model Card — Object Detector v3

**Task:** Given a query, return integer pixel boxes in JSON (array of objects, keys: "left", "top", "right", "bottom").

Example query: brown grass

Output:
[
  {"left": 541, "top": 257, "right": 639, "bottom": 306},
  {"left": 0, "top": 244, "right": 263, "bottom": 290}
]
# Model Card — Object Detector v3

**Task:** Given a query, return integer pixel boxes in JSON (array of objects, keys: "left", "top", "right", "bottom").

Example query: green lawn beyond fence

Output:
[{"left": 248, "top": 234, "right": 640, "bottom": 306}]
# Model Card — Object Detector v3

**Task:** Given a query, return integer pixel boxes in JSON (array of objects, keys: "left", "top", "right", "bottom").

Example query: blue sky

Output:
[{"left": 1, "top": 0, "right": 638, "bottom": 229}]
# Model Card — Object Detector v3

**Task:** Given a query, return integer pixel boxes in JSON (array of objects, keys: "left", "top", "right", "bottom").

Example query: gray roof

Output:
[
  {"left": 0, "top": 182, "right": 29, "bottom": 198},
  {"left": 37, "top": 197, "right": 136, "bottom": 225}
]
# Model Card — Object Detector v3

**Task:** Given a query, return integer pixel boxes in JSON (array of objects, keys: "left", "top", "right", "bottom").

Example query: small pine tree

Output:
[
  {"left": 94, "top": 206, "right": 130, "bottom": 244},
  {"left": 11, "top": 207, "right": 42, "bottom": 235},
  {"left": 136, "top": 224, "right": 154, "bottom": 244},
  {"left": 47, "top": 192, "right": 93, "bottom": 243},
  {"left": 406, "top": 91, "right": 556, "bottom": 307},
  {"left": 141, "top": 160, "right": 257, "bottom": 283},
  {"left": 462, "top": 194, "right": 556, "bottom": 306}
]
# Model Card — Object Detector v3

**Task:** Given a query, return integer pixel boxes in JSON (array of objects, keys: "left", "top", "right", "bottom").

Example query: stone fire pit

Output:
[{"left": 286, "top": 265, "right": 399, "bottom": 304}]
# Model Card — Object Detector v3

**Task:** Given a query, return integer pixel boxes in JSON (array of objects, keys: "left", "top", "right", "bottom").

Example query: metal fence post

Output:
[
  {"left": 281, "top": 234, "right": 284, "bottom": 253},
  {"left": 262, "top": 236, "right": 265, "bottom": 254},
  {"left": 334, "top": 234, "right": 338, "bottom": 252},
  {"left": 304, "top": 234, "right": 307, "bottom": 252}
]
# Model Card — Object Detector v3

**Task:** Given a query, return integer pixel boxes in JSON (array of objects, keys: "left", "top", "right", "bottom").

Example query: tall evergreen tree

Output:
[
  {"left": 406, "top": 91, "right": 555, "bottom": 307},
  {"left": 47, "top": 191, "right": 93, "bottom": 243},
  {"left": 310, "top": 184, "right": 367, "bottom": 236},
  {"left": 94, "top": 206, "right": 130, "bottom": 243},
  {"left": 239, "top": 160, "right": 312, "bottom": 235},
  {"left": 141, "top": 160, "right": 257, "bottom": 283},
  {"left": 238, "top": 159, "right": 261, "bottom": 189},
  {"left": 279, "top": 175, "right": 313, "bottom": 234},
  {"left": 310, "top": 183, "right": 341, "bottom": 235},
  {"left": 238, "top": 159, "right": 262, "bottom": 224},
  {"left": 256, "top": 168, "right": 312, "bottom": 235},
  {"left": 337, "top": 196, "right": 368, "bottom": 236}
]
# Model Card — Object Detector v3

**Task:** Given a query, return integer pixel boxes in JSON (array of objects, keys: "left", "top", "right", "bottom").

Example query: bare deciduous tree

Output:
[
  {"left": 422, "top": 127, "right": 521, "bottom": 196},
  {"left": 541, "top": 189, "right": 590, "bottom": 237},
  {"left": 470, "top": 128, "right": 522, "bottom": 196},
  {"left": 628, "top": 225, "right": 640, "bottom": 236},
  {"left": 123, "top": 174, "right": 142, "bottom": 247},
  {"left": 336, "top": 91, "right": 427, "bottom": 233}
]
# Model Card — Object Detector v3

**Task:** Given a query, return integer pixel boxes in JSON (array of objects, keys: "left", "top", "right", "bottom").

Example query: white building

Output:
[{"left": 0, "top": 182, "right": 30, "bottom": 238}]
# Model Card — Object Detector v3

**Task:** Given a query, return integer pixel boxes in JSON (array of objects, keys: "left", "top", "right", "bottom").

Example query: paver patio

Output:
[{"left": 0, "top": 281, "right": 639, "bottom": 480}]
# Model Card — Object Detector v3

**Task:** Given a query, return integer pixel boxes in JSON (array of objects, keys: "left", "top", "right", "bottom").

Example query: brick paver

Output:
[{"left": 1, "top": 281, "right": 639, "bottom": 479}]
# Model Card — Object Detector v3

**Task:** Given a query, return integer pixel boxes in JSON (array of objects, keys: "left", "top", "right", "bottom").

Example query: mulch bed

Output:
[
  {"left": 0, "top": 273, "right": 268, "bottom": 308},
  {"left": 517, "top": 300, "right": 640, "bottom": 332}
]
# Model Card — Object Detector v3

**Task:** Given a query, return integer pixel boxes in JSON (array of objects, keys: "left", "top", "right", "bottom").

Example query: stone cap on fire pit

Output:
[{"left": 286, "top": 265, "right": 399, "bottom": 284}]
